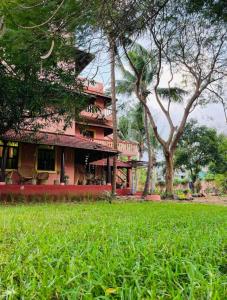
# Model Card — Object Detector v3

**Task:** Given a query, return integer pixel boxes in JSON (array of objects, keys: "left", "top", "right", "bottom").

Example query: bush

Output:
[
  {"left": 214, "top": 173, "right": 227, "bottom": 194},
  {"left": 205, "top": 173, "right": 215, "bottom": 182},
  {"left": 174, "top": 178, "right": 189, "bottom": 186}
]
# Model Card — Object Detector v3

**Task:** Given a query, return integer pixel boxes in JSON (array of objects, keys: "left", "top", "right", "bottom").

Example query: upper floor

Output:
[{"left": 37, "top": 81, "right": 139, "bottom": 158}]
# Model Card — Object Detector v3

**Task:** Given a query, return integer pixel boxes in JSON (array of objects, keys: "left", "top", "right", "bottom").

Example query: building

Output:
[{"left": 0, "top": 81, "right": 139, "bottom": 194}]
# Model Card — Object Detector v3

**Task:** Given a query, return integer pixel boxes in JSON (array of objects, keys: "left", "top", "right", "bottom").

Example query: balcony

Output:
[
  {"left": 80, "top": 105, "right": 113, "bottom": 125},
  {"left": 85, "top": 105, "right": 112, "bottom": 117},
  {"left": 93, "top": 138, "right": 139, "bottom": 158}
]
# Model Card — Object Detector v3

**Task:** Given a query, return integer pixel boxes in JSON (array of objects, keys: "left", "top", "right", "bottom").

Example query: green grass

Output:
[{"left": 0, "top": 202, "right": 226, "bottom": 299}]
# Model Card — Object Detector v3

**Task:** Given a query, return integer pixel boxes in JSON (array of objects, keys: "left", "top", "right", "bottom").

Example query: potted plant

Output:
[
  {"left": 31, "top": 176, "right": 37, "bottom": 185},
  {"left": 5, "top": 171, "right": 13, "bottom": 185}
]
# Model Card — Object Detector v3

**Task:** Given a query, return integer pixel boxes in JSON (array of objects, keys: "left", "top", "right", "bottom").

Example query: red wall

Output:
[
  {"left": 11, "top": 144, "right": 75, "bottom": 185},
  {"left": 75, "top": 124, "right": 105, "bottom": 139},
  {"left": 0, "top": 184, "right": 112, "bottom": 197}
]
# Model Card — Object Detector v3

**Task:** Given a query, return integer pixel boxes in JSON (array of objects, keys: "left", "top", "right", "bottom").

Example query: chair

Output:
[
  {"left": 18, "top": 167, "right": 36, "bottom": 184},
  {"left": 5, "top": 171, "right": 13, "bottom": 179},
  {"left": 37, "top": 172, "right": 49, "bottom": 184}
]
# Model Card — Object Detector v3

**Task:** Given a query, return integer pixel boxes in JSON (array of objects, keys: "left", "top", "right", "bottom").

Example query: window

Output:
[
  {"left": 37, "top": 145, "right": 55, "bottom": 171},
  {"left": 0, "top": 141, "right": 19, "bottom": 169},
  {"left": 82, "top": 130, "right": 95, "bottom": 139}
]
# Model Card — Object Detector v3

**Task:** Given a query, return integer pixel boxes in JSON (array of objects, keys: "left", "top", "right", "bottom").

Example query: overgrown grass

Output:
[{"left": 0, "top": 202, "right": 226, "bottom": 299}]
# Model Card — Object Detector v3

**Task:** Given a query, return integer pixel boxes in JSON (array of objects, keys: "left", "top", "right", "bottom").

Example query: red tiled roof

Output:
[
  {"left": 91, "top": 158, "right": 131, "bottom": 168},
  {"left": 2, "top": 131, "right": 118, "bottom": 154}
]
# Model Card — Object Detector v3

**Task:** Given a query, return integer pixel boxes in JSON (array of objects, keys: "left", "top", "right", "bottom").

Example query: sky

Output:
[{"left": 80, "top": 42, "right": 227, "bottom": 138}]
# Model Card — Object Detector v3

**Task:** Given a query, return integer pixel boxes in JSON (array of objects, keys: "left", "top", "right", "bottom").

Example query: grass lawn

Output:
[{"left": 0, "top": 202, "right": 226, "bottom": 299}]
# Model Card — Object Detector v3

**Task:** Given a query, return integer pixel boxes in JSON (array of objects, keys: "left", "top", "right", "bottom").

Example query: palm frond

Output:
[
  {"left": 115, "top": 79, "right": 135, "bottom": 95},
  {"left": 157, "top": 87, "right": 188, "bottom": 102},
  {"left": 116, "top": 55, "right": 135, "bottom": 82}
]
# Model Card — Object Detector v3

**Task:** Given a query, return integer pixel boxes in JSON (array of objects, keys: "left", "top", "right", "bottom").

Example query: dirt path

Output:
[{"left": 191, "top": 195, "right": 227, "bottom": 206}]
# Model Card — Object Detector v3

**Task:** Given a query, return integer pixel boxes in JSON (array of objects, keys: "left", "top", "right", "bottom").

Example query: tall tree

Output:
[
  {"left": 80, "top": 0, "right": 166, "bottom": 196},
  {"left": 175, "top": 120, "right": 221, "bottom": 188},
  {"left": 118, "top": 43, "right": 185, "bottom": 196},
  {"left": 116, "top": 44, "right": 157, "bottom": 196},
  {"left": 118, "top": 104, "right": 159, "bottom": 193},
  {"left": 121, "top": 1, "right": 226, "bottom": 195}
]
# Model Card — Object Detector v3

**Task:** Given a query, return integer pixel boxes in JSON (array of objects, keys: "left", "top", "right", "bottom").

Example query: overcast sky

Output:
[{"left": 81, "top": 45, "right": 227, "bottom": 137}]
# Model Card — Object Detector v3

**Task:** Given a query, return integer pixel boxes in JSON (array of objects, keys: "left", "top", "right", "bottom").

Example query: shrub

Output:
[
  {"left": 214, "top": 173, "right": 227, "bottom": 194},
  {"left": 205, "top": 173, "right": 215, "bottom": 182}
]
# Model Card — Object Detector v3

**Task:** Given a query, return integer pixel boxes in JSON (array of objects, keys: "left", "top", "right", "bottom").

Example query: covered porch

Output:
[
  {"left": 0, "top": 133, "right": 118, "bottom": 185},
  {"left": 0, "top": 131, "right": 123, "bottom": 186}
]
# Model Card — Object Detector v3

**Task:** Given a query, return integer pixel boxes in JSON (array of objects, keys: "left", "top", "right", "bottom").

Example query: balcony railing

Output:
[
  {"left": 85, "top": 105, "right": 112, "bottom": 118},
  {"left": 93, "top": 138, "right": 139, "bottom": 158}
]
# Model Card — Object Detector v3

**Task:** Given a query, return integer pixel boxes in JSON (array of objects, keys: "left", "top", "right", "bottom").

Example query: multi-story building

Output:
[{"left": 0, "top": 80, "right": 139, "bottom": 192}]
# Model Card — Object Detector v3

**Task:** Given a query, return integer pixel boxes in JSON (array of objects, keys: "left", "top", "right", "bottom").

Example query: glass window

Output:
[
  {"left": 0, "top": 141, "right": 19, "bottom": 169},
  {"left": 83, "top": 130, "right": 95, "bottom": 139},
  {"left": 37, "top": 145, "right": 55, "bottom": 171}
]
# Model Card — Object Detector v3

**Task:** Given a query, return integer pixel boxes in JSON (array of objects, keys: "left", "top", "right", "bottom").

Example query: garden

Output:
[{"left": 0, "top": 202, "right": 226, "bottom": 299}]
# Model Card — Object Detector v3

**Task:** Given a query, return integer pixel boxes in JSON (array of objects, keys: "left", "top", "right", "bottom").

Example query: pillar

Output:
[
  {"left": 106, "top": 156, "right": 111, "bottom": 185},
  {"left": 60, "top": 147, "right": 65, "bottom": 183},
  {"left": 126, "top": 168, "right": 132, "bottom": 188}
]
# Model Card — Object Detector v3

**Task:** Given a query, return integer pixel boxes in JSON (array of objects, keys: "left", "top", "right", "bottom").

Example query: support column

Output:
[
  {"left": 60, "top": 147, "right": 65, "bottom": 183},
  {"left": 126, "top": 168, "right": 132, "bottom": 188},
  {"left": 106, "top": 156, "right": 111, "bottom": 185}
]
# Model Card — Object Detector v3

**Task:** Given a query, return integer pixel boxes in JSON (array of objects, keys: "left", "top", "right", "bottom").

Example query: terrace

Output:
[{"left": 93, "top": 138, "right": 139, "bottom": 158}]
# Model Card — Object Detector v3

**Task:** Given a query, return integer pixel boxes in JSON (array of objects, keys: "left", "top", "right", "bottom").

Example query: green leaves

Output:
[
  {"left": 175, "top": 120, "right": 222, "bottom": 182},
  {"left": 158, "top": 87, "right": 187, "bottom": 102},
  {"left": 0, "top": 0, "right": 91, "bottom": 137}
]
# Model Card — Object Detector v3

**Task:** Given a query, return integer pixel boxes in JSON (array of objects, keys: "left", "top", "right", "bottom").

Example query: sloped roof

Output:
[
  {"left": 91, "top": 158, "right": 131, "bottom": 168},
  {"left": 2, "top": 131, "right": 118, "bottom": 154}
]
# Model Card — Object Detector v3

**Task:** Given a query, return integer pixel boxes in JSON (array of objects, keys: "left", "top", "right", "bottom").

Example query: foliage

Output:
[
  {"left": 205, "top": 173, "right": 215, "bottom": 182},
  {"left": 186, "top": 0, "right": 227, "bottom": 22},
  {"left": 173, "top": 178, "right": 189, "bottom": 186},
  {"left": 119, "top": 1, "right": 226, "bottom": 195},
  {"left": 0, "top": 0, "right": 89, "bottom": 137},
  {"left": 214, "top": 173, "right": 227, "bottom": 193},
  {"left": 175, "top": 120, "right": 221, "bottom": 183},
  {"left": 0, "top": 203, "right": 226, "bottom": 298},
  {"left": 118, "top": 103, "right": 158, "bottom": 159},
  {"left": 174, "top": 189, "right": 191, "bottom": 200},
  {"left": 209, "top": 134, "right": 227, "bottom": 175}
]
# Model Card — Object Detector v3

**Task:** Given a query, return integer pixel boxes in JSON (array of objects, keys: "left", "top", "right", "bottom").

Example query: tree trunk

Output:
[
  {"left": 142, "top": 106, "right": 153, "bottom": 198},
  {"left": 164, "top": 151, "right": 174, "bottom": 196},
  {"left": 109, "top": 37, "right": 118, "bottom": 196},
  {"left": 150, "top": 153, "right": 156, "bottom": 193}
]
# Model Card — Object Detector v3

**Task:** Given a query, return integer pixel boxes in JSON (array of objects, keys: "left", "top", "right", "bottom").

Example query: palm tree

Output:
[
  {"left": 118, "top": 103, "right": 146, "bottom": 160},
  {"left": 118, "top": 103, "right": 159, "bottom": 191},
  {"left": 116, "top": 43, "right": 186, "bottom": 197},
  {"left": 116, "top": 44, "right": 157, "bottom": 196}
]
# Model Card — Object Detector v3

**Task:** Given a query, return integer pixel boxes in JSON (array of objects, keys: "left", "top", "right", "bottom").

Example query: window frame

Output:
[
  {"left": 0, "top": 141, "right": 19, "bottom": 170},
  {"left": 82, "top": 129, "right": 96, "bottom": 139},
  {"left": 36, "top": 145, "right": 57, "bottom": 173}
]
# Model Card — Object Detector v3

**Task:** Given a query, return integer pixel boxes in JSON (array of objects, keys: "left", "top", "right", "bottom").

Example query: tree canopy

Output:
[
  {"left": 0, "top": 0, "right": 91, "bottom": 137},
  {"left": 175, "top": 120, "right": 223, "bottom": 183}
]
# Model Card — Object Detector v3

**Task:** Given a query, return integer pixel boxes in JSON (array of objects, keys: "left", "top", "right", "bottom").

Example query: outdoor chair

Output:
[
  {"left": 37, "top": 172, "right": 49, "bottom": 184},
  {"left": 5, "top": 170, "right": 13, "bottom": 179},
  {"left": 18, "top": 167, "right": 36, "bottom": 184}
]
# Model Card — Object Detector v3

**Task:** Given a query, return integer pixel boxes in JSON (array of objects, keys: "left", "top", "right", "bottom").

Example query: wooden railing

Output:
[{"left": 93, "top": 138, "right": 139, "bottom": 157}]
